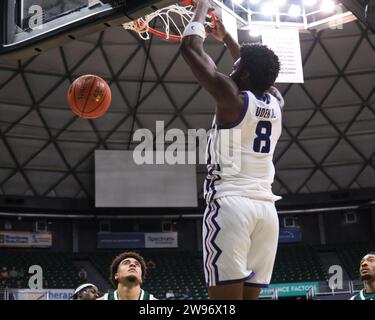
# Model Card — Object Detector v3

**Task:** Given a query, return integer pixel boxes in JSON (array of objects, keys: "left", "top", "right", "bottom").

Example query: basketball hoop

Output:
[{"left": 123, "top": 1, "right": 217, "bottom": 41}]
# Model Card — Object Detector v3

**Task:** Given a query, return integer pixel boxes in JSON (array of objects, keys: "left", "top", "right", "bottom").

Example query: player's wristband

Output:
[{"left": 182, "top": 22, "right": 206, "bottom": 39}]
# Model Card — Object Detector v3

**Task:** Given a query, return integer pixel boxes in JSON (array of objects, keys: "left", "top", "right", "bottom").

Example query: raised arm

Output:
[
  {"left": 208, "top": 19, "right": 240, "bottom": 61},
  {"left": 180, "top": 0, "right": 243, "bottom": 125}
]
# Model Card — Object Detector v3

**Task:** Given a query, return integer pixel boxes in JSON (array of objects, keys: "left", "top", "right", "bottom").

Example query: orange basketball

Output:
[{"left": 67, "top": 75, "right": 112, "bottom": 119}]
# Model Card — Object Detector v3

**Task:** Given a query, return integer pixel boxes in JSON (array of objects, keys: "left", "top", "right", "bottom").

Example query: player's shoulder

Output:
[
  {"left": 240, "top": 90, "right": 259, "bottom": 115},
  {"left": 97, "top": 294, "right": 108, "bottom": 300},
  {"left": 143, "top": 290, "right": 158, "bottom": 300},
  {"left": 349, "top": 293, "right": 360, "bottom": 300},
  {"left": 244, "top": 90, "right": 282, "bottom": 110}
]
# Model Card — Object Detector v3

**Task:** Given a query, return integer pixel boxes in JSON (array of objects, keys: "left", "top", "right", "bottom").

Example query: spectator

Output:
[
  {"left": 9, "top": 266, "right": 18, "bottom": 278},
  {"left": 16, "top": 280, "right": 22, "bottom": 289},
  {"left": 181, "top": 287, "right": 192, "bottom": 300},
  {"left": 78, "top": 268, "right": 88, "bottom": 281},
  {"left": 43, "top": 279, "right": 49, "bottom": 288},
  {"left": 165, "top": 289, "right": 175, "bottom": 300},
  {"left": 0, "top": 267, "right": 9, "bottom": 279}
]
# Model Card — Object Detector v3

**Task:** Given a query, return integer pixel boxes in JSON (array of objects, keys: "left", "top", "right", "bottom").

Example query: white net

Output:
[{"left": 123, "top": 4, "right": 214, "bottom": 41}]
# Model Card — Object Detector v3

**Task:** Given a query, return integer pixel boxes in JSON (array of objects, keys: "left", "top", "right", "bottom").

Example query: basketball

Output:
[{"left": 67, "top": 75, "right": 112, "bottom": 119}]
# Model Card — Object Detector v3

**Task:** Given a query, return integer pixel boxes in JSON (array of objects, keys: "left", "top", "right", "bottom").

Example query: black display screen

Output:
[
  {"left": 0, "top": 0, "right": 165, "bottom": 57},
  {"left": 1, "top": 0, "right": 119, "bottom": 50},
  {"left": 21, "top": 0, "right": 89, "bottom": 29}
]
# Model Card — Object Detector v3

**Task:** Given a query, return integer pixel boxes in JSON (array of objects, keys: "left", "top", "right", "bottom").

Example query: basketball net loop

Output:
[{"left": 123, "top": 3, "right": 217, "bottom": 41}]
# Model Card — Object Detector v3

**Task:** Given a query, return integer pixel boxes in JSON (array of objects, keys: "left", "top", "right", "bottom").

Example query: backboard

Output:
[{"left": 0, "top": 0, "right": 176, "bottom": 58}]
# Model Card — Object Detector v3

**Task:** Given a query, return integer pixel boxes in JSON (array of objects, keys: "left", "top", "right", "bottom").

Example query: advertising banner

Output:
[
  {"left": 97, "top": 232, "right": 178, "bottom": 249},
  {"left": 278, "top": 227, "right": 302, "bottom": 243},
  {"left": 145, "top": 232, "right": 178, "bottom": 248},
  {"left": 0, "top": 231, "right": 52, "bottom": 248},
  {"left": 260, "top": 282, "right": 319, "bottom": 298},
  {"left": 11, "top": 289, "right": 74, "bottom": 300},
  {"left": 262, "top": 28, "right": 304, "bottom": 83},
  {"left": 97, "top": 232, "right": 145, "bottom": 249}
]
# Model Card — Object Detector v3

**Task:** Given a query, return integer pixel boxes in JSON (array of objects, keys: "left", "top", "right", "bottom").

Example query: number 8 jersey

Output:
[{"left": 204, "top": 90, "right": 283, "bottom": 204}]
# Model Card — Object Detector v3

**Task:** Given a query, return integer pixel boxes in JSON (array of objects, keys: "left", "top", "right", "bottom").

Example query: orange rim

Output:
[
  {"left": 209, "top": 12, "right": 217, "bottom": 30},
  {"left": 179, "top": 0, "right": 194, "bottom": 5},
  {"left": 147, "top": 26, "right": 183, "bottom": 41}
]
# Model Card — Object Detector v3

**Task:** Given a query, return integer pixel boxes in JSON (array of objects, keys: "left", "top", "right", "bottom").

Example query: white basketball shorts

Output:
[{"left": 202, "top": 196, "right": 279, "bottom": 288}]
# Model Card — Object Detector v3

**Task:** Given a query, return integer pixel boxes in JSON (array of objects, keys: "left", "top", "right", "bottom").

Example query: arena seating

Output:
[
  {"left": 2, "top": 242, "right": 373, "bottom": 297},
  {"left": 271, "top": 245, "right": 327, "bottom": 283},
  {"left": 0, "top": 251, "right": 81, "bottom": 289}
]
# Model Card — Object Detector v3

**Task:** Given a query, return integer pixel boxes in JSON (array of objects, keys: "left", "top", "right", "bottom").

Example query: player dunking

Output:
[{"left": 180, "top": 0, "right": 284, "bottom": 300}]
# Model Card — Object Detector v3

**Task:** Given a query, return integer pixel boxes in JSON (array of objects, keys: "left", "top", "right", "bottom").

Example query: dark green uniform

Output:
[
  {"left": 105, "top": 289, "right": 156, "bottom": 300},
  {"left": 350, "top": 289, "right": 375, "bottom": 300}
]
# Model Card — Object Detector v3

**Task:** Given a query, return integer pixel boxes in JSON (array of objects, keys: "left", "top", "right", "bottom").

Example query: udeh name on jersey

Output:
[{"left": 204, "top": 90, "right": 283, "bottom": 203}]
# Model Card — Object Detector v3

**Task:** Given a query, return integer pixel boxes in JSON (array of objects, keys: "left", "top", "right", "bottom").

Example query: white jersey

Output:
[
  {"left": 204, "top": 90, "right": 283, "bottom": 203},
  {"left": 98, "top": 289, "right": 157, "bottom": 300}
]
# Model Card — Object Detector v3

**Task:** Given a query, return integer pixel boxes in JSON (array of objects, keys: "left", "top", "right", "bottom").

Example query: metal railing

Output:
[
  {"left": 1, "top": 289, "right": 49, "bottom": 300},
  {"left": 261, "top": 280, "right": 364, "bottom": 300},
  {"left": 306, "top": 286, "right": 315, "bottom": 300},
  {"left": 0, "top": 288, "right": 7, "bottom": 300}
]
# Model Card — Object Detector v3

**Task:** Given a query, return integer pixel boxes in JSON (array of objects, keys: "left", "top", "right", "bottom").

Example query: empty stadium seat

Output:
[{"left": 271, "top": 245, "right": 327, "bottom": 283}]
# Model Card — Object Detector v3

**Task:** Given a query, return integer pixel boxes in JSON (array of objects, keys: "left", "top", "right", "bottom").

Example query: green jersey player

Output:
[
  {"left": 98, "top": 251, "right": 157, "bottom": 300},
  {"left": 350, "top": 252, "right": 375, "bottom": 300}
]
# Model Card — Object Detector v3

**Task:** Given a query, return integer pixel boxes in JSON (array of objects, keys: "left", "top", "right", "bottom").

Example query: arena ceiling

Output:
[{"left": 0, "top": 19, "right": 374, "bottom": 203}]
